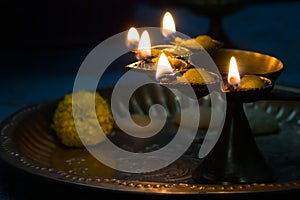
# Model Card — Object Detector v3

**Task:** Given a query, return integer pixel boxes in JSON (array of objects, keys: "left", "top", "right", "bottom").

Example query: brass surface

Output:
[{"left": 0, "top": 85, "right": 300, "bottom": 195}]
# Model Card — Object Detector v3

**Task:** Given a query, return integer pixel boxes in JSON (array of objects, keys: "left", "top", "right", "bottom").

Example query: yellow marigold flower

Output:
[{"left": 51, "top": 90, "right": 114, "bottom": 147}]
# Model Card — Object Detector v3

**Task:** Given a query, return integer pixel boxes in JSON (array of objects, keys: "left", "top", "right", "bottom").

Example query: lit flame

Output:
[
  {"left": 161, "top": 11, "right": 176, "bottom": 38},
  {"left": 156, "top": 53, "right": 173, "bottom": 81},
  {"left": 137, "top": 30, "right": 151, "bottom": 59},
  {"left": 126, "top": 27, "right": 140, "bottom": 48},
  {"left": 227, "top": 56, "right": 240, "bottom": 86}
]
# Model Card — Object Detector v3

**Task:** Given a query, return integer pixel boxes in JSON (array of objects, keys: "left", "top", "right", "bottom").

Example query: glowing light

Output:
[
  {"left": 156, "top": 52, "right": 173, "bottom": 81},
  {"left": 137, "top": 30, "right": 151, "bottom": 59},
  {"left": 227, "top": 56, "right": 240, "bottom": 86},
  {"left": 126, "top": 27, "right": 140, "bottom": 48},
  {"left": 161, "top": 12, "right": 176, "bottom": 38}
]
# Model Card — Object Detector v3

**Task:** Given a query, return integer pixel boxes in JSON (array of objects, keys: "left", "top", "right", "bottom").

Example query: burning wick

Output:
[
  {"left": 126, "top": 27, "right": 140, "bottom": 49},
  {"left": 229, "top": 77, "right": 239, "bottom": 85},
  {"left": 156, "top": 52, "right": 177, "bottom": 82},
  {"left": 227, "top": 56, "right": 240, "bottom": 89},
  {"left": 161, "top": 11, "right": 176, "bottom": 39},
  {"left": 137, "top": 30, "right": 153, "bottom": 62}
]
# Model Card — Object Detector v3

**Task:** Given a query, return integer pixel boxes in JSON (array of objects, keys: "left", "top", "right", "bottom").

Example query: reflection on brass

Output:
[{"left": 174, "top": 35, "right": 223, "bottom": 52}]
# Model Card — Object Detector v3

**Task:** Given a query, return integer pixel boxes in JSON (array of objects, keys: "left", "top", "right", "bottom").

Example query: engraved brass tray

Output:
[{"left": 0, "top": 84, "right": 300, "bottom": 197}]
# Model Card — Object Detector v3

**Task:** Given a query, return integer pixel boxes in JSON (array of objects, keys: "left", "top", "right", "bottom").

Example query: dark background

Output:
[
  {"left": 1, "top": 0, "right": 299, "bottom": 79},
  {"left": 1, "top": 0, "right": 300, "bottom": 199}
]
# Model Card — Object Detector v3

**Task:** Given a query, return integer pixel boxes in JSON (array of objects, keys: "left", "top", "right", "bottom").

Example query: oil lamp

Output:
[
  {"left": 125, "top": 30, "right": 190, "bottom": 80},
  {"left": 192, "top": 55, "right": 278, "bottom": 184},
  {"left": 157, "top": 67, "right": 220, "bottom": 99},
  {"left": 123, "top": 14, "right": 283, "bottom": 185},
  {"left": 126, "top": 13, "right": 192, "bottom": 61}
]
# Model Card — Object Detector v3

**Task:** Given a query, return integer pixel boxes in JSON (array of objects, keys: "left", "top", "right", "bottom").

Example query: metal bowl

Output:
[{"left": 209, "top": 48, "right": 284, "bottom": 83}]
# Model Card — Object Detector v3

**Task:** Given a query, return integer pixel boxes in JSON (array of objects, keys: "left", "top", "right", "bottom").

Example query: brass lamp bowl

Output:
[
  {"left": 209, "top": 48, "right": 284, "bottom": 83},
  {"left": 124, "top": 58, "right": 191, "bottom": 82},
  {"left": 191, "top": 49, "right": 284, "bottom": 184}
]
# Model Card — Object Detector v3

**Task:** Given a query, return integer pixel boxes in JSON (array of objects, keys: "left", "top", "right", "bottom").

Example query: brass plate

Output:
[{"left": 0, "top": 84, "right": 300, "bottom": 196}]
